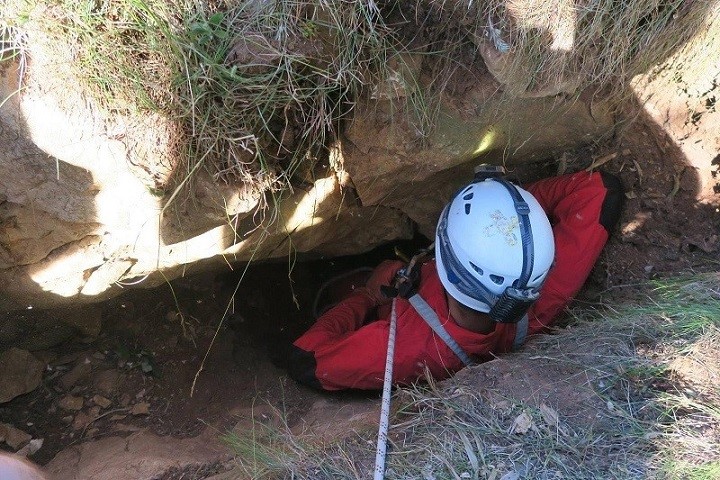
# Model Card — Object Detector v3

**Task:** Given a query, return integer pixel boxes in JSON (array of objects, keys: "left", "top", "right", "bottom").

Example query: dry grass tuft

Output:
[
  {"left": 224, "top": 272, "right": 720, "bottom": 479},
  {"left": 2, "top": 1, "right": 717, "bottom": 204},
  {"left": 1, "top": 0, "right": 398, "bottom": 204}
]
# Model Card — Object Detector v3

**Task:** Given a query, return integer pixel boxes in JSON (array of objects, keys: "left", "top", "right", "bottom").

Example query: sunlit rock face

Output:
[
  {"left": 342, "top": 71, "right": 614, "bottom": 239},
  {"left": 0, "top": 42, "right": 413, "bottom": 310},
  {"left": 0, "top": 31, "right": 616, "bottom": 310}
]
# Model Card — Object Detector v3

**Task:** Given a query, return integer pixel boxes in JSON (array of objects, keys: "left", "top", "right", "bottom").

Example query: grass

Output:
[
  {"left": 1, "top": 0, "right": 400, "bottom": 206},
  {"left": 662, "top": 461, "right": 720, "bottom": 480},
  {"left": 224, "top": 272, "right": 720, "bottom": 479},
  {"left": 1, "top": 1, "right": 716, "bottom": 208}
]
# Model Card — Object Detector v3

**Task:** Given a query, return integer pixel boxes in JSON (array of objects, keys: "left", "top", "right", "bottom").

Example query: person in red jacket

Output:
[{"left": 284, "top": 169, "right": 623, "bottom": 391}]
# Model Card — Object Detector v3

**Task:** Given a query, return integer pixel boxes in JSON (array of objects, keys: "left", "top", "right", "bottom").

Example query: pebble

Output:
[
  {"left": 0, "top": 423, "right": 32, "bottom": 450},
  {"left": 58, "top": 395, "right": 84, "bottom": 411},
  {"left": 92, "top": 395, "right": 112, "bottom": 409},
  {"left": 131, "top": 402, "right": 150, "bottom": 416}
]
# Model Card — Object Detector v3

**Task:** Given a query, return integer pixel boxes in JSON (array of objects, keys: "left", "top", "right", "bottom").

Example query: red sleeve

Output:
[
  {"left": 292, "top": 261, "right": 407, "bottom": 390},
  {"left": 294, "top": 296, "right": 418, "bottom": 390},
  {"left": 524, "top": 171, "right": 611, "bottom": 335},
  {"left": 293, "top": 289, "right": 377, "bottom": 352}
]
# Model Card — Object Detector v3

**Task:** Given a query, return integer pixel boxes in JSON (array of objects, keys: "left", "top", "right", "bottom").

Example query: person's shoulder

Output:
[{"left": 419, "top": 260, "right": 441, "bottom": 288}]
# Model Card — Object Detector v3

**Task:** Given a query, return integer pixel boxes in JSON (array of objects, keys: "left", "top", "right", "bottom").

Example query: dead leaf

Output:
[
  {"left": 632, "top": 159, "right": 643, "bottom": 186},
  {"left": 539, "top": 404, "right": 568, "bottom": 437},
  {"left": 586, "top": 152, "right": 617, "bottom": 171},
  {"left": 556, "top": 152, "right": 569, "bottom": 176},
  {"left": 509, "top": 411, "right": 534, "bottom": 435},
  {"left": 668, "top": 167, "right": 686, "bottom": 198}
]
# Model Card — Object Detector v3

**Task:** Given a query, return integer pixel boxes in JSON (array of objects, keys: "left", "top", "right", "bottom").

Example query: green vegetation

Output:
[
  {"left": 1, "top": 1, "right": 715, "bottom": 203},
  {"left": 1, "top": 0, "right": 398, "bottom": 205},
  {"left": 225, "top": 273, "right": 720, "bottom": 479}
]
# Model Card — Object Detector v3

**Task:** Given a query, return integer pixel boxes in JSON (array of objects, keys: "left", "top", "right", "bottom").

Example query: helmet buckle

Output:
[{"left": 488, "top": 287, "right": 540, "bottom": 324}]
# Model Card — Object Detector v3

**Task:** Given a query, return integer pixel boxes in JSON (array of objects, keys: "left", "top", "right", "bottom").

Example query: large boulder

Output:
[
  {"left": 0, "top": 24, "right": 616, "bottom": 310},
  {"left": 0, "top": 348, "right": 45, "bottom": 403},
  {"left": 0, "top": 51, "right": 411, "bottom": 310},
  {"left": 342, "top": 62, "right": 614, "bottom": 237}
]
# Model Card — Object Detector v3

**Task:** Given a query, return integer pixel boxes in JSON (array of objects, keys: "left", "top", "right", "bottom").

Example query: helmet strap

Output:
[{"left": 487, "top": 178, "right": 538, "bottom": 323}]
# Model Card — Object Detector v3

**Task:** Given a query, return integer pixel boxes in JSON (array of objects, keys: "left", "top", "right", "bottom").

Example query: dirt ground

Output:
[{"left": 0, "top": 92, "right": 718, "bottom": 478}]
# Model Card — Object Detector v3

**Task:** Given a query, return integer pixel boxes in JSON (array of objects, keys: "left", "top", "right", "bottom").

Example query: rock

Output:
[
  {"left": 92, "top": 395, "right": 112, "bottom": 409},
  {"left": 56, "top": 306, "right": 103, "bottom": 337},
  {"left": 72, "top": 412, "right": 93, "bottom": 431},
  {"left": 46, "top": 428, "right": 230, "bottom": 480},
  {"left": 0, "top": 348, "right": 45, "bottom": 403},
  {"left": 131, "top": 402, "right": 150, "bottom": 416},
  {"left": 92, "top": 369, "right": 123, "bottom": 396},
  {"left": 343, "top": 88, "right": 614, "bottom": 239},
  {"left": 16, "top": 438, "right": 44, "bottom": 457},
  {"left": 58, "top": 395, "right": 84, "bottom": 411},
  {"left": 59, "top": 360, "right": 92, "bottom": 390},
  {"left": 0, "top": 423, "right": 32, "bottom": 450},
  {"left": 0, "top": 50, "right": 407, "bottom": 312}
]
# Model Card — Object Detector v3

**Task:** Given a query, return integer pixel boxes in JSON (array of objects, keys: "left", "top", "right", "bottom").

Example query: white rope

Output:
[{"left": 373, "top": 297, "right": 397, "bottom": 480}]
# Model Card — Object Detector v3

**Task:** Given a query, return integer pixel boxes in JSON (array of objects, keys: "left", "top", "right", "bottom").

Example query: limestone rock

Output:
[
  {"left": 59, "top": 360, "right": 92, "bottom": 390},
  {"left": 0, "top": 348, "right": 45, "bottom": 403},
  {"left": 0, "top": 423, "right": 32, "bottom": 450},
  {"left": 92, "top": 395, "right": 112, "bottom": 409},
  {"left": 16, "top": 438, "right": 45, "bottom": 457},
  {"left": 58, "top": 396, "right": 84, "bottom": 412},
  {"left": 131, "top": 402, "right": 150, "bottom": 416},
  {"left": 92, "top": 369, "right": 123, "bottom": 396},
  {"left": 46, "top": 428, "right": 230, "bottom": 480},
  {"left": 342, "top": 88, "right": 614, "bottom": 238}
]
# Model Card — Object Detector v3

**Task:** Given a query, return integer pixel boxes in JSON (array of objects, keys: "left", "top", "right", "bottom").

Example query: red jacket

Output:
[{"left": 292, "top": 171, "right": 621, "bottom": 390}]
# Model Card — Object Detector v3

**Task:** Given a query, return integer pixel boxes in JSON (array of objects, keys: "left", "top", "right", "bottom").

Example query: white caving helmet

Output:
[{"left": 435, "top": 171, "right": 555, "bottom": 323}]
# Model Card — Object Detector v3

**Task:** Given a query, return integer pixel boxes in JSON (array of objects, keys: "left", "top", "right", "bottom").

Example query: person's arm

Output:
[
  {"left": 292, "top": 317, "right": 394, "bottom": 390},
  {"left": 288, "top": 260, "right": 404, "bottom": 390},
  {"left": 524, "top": 171, "right": 623, "bottom": 335}
]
